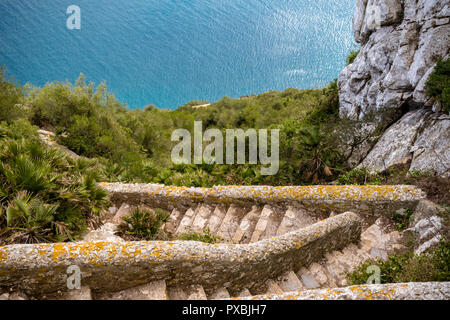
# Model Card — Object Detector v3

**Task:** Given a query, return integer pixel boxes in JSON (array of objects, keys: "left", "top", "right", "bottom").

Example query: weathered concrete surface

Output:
[
  {"left": 0, "top": 212, "right": 362, "bottom": 297},
  {"left": 102, "top": 183, "right": 426, "bottom": 217},
  {"left": 235, "top": 282, "right": 450, "bottom": 300}
]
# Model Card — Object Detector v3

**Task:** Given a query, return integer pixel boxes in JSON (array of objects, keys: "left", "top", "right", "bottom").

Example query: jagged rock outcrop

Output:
[
  {"left": 338, "top": 0, "right": 449, "bottom": 176},
  {"left": 358, "top": 109, "right": 450, "bottom": 176}
]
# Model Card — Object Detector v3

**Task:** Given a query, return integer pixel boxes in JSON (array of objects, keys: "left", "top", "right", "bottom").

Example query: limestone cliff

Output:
[{"left": 338, "top": 0, "right": 449, "bottom": 177}]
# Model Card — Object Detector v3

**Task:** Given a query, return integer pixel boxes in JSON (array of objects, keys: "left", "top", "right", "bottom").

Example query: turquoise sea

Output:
[{"left": 0, "top": 0, "right": 357, "bottom": 109}]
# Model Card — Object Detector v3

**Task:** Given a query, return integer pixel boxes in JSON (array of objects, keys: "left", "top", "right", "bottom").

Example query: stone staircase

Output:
[
  {"left": 107, "top": 221, "right": 402, "bottom": 301},
  {"left": 79, "top": 201, "right": 405, "bottom": 300},
  {"left": 1, "top": 184, "right": 430, "bottom": 300},
  {"left": 163, "top": 203, "right": 317, "bottom": 243},
  {"left": 75, "top": 222, "right": 401, "bottom": 301}
]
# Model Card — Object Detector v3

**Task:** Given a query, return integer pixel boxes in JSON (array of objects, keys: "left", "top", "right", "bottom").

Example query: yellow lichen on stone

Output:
[
  {"left": 0, "top": 248, "right": 7, "bottom": 263},
  {"left": 52, "top": 243, "right": 69, "bottom": 262}
]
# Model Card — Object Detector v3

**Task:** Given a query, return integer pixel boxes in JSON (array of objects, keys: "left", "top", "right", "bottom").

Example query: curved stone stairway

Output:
[
  {"left": 82, "top": 202, "right": 404, "bottom": 300},
  {"left": 2, "top": 184, "right": 428, "bottom": 300}
]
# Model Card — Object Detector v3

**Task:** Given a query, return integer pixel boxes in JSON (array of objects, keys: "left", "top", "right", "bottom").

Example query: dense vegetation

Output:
[
  {"left": 0, "top": 120, "right": 109, "bottom": 244},
  {"left": 0, "top": 66, "right": 347, "bottom": 188}
]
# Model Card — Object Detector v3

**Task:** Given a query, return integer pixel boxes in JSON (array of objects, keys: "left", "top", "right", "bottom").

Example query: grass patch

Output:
[
  {"left": 178, "top": 229, "right": 225, "bottom": 244},
  {"left": 347, "top": 239, "right": 450, "bottom": 285}
]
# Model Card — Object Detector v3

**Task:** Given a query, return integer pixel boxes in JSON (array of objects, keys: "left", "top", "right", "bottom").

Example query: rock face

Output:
[
  {"left": 338, "top": 0, "right": 450, "bottom": 176},
  {"left": 358, "top": 109, "right": 450, "bottom": 177}
]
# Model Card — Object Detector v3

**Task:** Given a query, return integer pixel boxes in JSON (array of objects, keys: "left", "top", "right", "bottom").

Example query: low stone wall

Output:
[
  {"left": 102, "top": 183, "right": 426, "bottom": 216},
  {"left": 0, "top": 212, "right": 361, "bottom": 296},
  {"left": 236, "top": 282, "right": 450, "bottom": 300}
]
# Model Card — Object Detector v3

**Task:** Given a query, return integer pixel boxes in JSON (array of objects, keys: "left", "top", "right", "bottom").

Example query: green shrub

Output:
[
  {"left": 117, "top": 207, "right": 170, "bottom": 241},
  {"left": 346, "top": 50, "right": 360, "bottom": 65},
  {"left": 347, "top": 239, "right": 450, "bottom": 285},
  {"left": 178, "top": 229, "right": 225, "bottom": 244},
  {"left": 391, "top": 208, "right": 413, "bottom": 231},
  {"left": 28, "top": 76, "right": 147, "bottom": 173},
  {"left": 426, "top": 58, "right": 450, "bottom": 112}
]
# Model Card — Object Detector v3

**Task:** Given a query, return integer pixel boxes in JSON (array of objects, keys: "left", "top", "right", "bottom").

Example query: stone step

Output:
[
  {"left": 164, "top": 208, "right": 185, "bottom": 235},
  {"left": 100, "top": 280, "right": 168, "bottom": 300},
  {"left": 236, "top": 288, "right": 252, "bottom": 297},
  {"left": 361, "top": 224, "right": 385, "bottom": 247},
  {"left": 303, "top": 263, "right": 331, "bottom": 288},
  {"left": 264, "top": 280, "right": 284, "bottom": 295},
  {"left": 232, "top": 206, "right": 262, "bottom": 244},
  {"left": 341, "top": 245, "right": 367, "bottom": 269},
  {"left": 323, "top": 252, "right": 348, "bottom": 287},
  {"left": 217, "top": 204, "right": 248, "bottom": 241},
  {"left": 297, "top": 268, "right": 321, "bottom": 290},
  {"left": 168, "top": 284, "right": 207, "bottom": 300},
  {"left": 175, "top": 206, "right": 199, "bottom": 235},
  {"left": 51, "top": 286, "right": 92, "bottom": 300},
  {"left": 167, "top": 286, "right": 187, "bottom": 300},
  {"left": 250, "top": 205, "right": 283, "bottom": 242},
  {"left": 209, "top": 287, "right": 231, "bottom": 300},
  {"left": 276, "top": 271, "right": 305, "bottom": 292},
  {"left": 185, "top": 285, "right": 208, "bottom": 300},
  {"left": 205, "top": 205, "right": 228, "bottom": 234},
  {"left": 276, "top": 206, "right": 317, "bottom": 236},
  {"left": 190, "top": 205, "right": 214, "bottom": 233}
]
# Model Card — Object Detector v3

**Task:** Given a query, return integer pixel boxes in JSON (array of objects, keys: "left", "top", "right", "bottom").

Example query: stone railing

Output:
[
  {"left": 235, "top": 282, "right": 450, "bottom": 300},
  {"left": 101, "top": 183, "right": 426, "bottom": 216},
  {"left": 0, "top": 212, "right": 361, "bottom": 296}
]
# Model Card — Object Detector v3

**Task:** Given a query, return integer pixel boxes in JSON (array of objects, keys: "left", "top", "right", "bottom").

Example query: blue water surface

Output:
[{"left": 0, "top": 0, "right": 357, "bottom": 109}]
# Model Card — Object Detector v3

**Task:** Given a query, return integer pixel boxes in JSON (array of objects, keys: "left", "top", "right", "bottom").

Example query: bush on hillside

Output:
[{"left": 426, "top": 58, "right": 450, "bottom": 112}]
